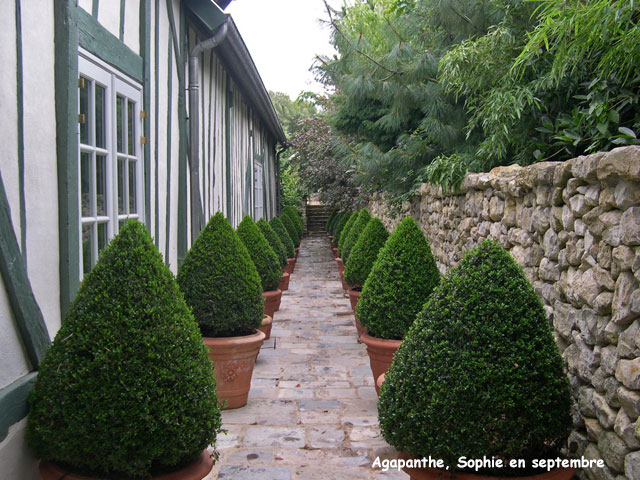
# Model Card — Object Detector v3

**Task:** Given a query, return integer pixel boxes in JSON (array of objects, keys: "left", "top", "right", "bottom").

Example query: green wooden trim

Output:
[
  {"left": 164, "top": 32, "right": 173, "bottom": 265},
  {"left": 154, "top": 0, "right": 160, "bottom": 246},
  {"left": 77, "top": 8, "right": 143, "bottom": 83},
  {"left": 15, "top": 0, "right": 26, "bottom": 262},
  {"left": 54, "top": 0, "right": 80, "bottom": 318},
  {"left": 119, "top": 0, "right": 126, "bottom": 41},
  {"left": 92, "top": 0, "right": 99, "bottom": 18},
  {"left": 0, "top": 373, "right": 37, "bottom": 442},
  {"left": 207, "top": 50, "right": 214, "bottom": 217},
  {"left": 225, "top": 74, "right": 232, "bottom": 220},
  {"left": 140, "top": 0, "right": 151, "bottom": 233},
  {"left": 174, "top": 2, "right": 188, "bottom": 262},
  {"left": 0, "top": 172, "right": 50, "bottom": 368},
  {"left": 184, "top": 0, "right": 226, "bottom": 36},
  {"left": 200, "top": 50, "right": 205, "bottom": 218}
]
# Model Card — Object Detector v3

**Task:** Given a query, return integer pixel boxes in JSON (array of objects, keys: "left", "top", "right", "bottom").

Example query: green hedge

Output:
[
  {"left": 177, "top": 212, "right": 263, "bottom": 337},
  {"left": 340, "top": 209, "right": 371, "bottom": 263},
  {"left": 257, "top": 218, "right": 288, "bottom": 269},
  {"left": 281, "top": 214, "right": 300, "bottom": 248},
  {"left": 356, "top": 217, "right": 440, "bottom": 340},
  {"left": 270, "top": 216, "right": 295, "bottom": 258},
  {"left": 326, "top": 209, "right": 337, "bottom": 232},
  {"left": 379, "top": 240, "right": 572, "bottom": 472},
  {"left": 282, "top": 205, "right": 303, "bottom": 237},
  {"left": 344, "top": 218, "right": 388, "bottom": 288},
  {"left": 328, "top": 211, "right": 343, "bottom": 235},
  {"left": 237, "top": 215, "right": 282, "bottom": 291},
  {"left": 337, "top": 212, "right": 358, "bottom": 258},
  {"left": 27, "top": 220, "right": 221, "bottom": 479},
  {"left": 333, "top": 212, "right": 351, "bottom": 244}
]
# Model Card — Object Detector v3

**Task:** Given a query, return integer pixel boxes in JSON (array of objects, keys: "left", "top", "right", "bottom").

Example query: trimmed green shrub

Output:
[
  {"left": 281, "top": 213, "right": 300, "bottom": 248},
  {"left": 356, "top": 217, "right": 440, "bottom": 340},
  {"left": 333, "top": 212, "right": 351, "bottom": 244},
  {"left": 337, "top": 211, "right": 358, "bottom": 258},
  {"left": 378, "top": 240, "right": 572, "bottom": 472},
  {"left": 326, "top": 209, "right": 337, "bottom": 232},
  {"left": 257, "top": 218, "right": 287, "bottom": 269},
  {"left": 328, "top": 211, "right": 342, "bottom": 235},
  {"left": 283, "top": 205, "right": 303, "bottom": 237},
  {"left": 344, "top": 218, "right": 388, "bottom": 288},
  {"left": 270, "top": 216, "right": 295, "bottom": 258},
  {"left": 237, "top": 215, "right": 282, "bottom": 291},
  {"left": 27, "top": 220, "right": 221, "bottom": 479},
  {"left": 177, "top": 212, "right": 263, "bottom": 337},
  {"left": 340, "top": 209, "right": 371, "bottom": 263}
]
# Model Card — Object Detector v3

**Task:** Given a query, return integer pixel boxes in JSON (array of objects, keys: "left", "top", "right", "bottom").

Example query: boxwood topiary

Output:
[
  {"left": 378, "top": 240, "right": 572, "bottom": 473},
  {"left": 326, "top": 209, "right": 337, "bottom": 232},
  {"left": 340, "top": 208, "right": 371, "bottom": 263},
  {"left": 177, "top": 212, "right": 263, "bottom": 337},
  {"left": 281, "top": 213, "right": 300, "bottom": 248},
  {"left": 270, "top": 216, "right": 295, "bottom": 258},
  {"left": 333, "top": 212, "right": 351, "bottom": 244},
  {"left": 257, "top": 218, "right": 288, "bottom": 269},
  {"left": 356, "top": 217, "right": 440, "bottom": 340},
  {"left": 328, "top": 211, "right": 342, "bottom": 235},
  {"left": 283, "top": 205, "right": 303, "bottom": 237},
  {"left": 337, "top": 211, "right": 358, "bottom": 258},
  {"left": 27, "top": 220, "right": 221, "bottom": 479},
  {"left": 237, "top": 215, "right": 282, "bottom": 291},
  {"left": 344, "top": 218, "right": 388, "bottom": 288}
]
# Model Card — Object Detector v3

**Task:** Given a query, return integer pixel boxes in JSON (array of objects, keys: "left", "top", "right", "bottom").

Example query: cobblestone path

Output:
[{"left": 206, "top": 234, "right": 407, "bottom": 480}]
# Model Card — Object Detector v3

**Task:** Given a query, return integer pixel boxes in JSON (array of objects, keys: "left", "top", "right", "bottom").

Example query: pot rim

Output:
[
  {"left": 360, "top": 330, "right": 402, "bottom": 348},
  {"left": 202, "top": 329, "right": 266, "bottom": 347}
]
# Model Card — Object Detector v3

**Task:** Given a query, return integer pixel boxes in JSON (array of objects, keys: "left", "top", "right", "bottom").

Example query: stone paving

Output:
[{"left": 205, "top": 234, "right": 407, "bottom": 480}]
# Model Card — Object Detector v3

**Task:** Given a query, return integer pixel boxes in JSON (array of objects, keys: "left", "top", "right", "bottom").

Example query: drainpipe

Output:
[{"left": 188, "top": 20, "right": 229, "bottom": 241}]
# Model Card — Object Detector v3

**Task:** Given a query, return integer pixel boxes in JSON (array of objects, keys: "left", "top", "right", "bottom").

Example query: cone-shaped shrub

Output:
[
  {"left": 333, "top": 212, "right": 351, "bottom": 244},
  {"left": 326, "top": 209, "right": 337, "bottom": 232},
  {"left": 177, "top": 212, "right": 263, "bottom": 337},
  {"left": 257, "top": 218, "right": 287, "bottom": 269},
  {"left": 340, "top": 209, "right": 371, "bottom": 263},
  {"left": 281, "top": 213, "right": 300, "bottom": 248},
  {"left": 271, "top": 216, "right": 295, "bottom": 258},
  {"left": 27, "top": 220, "right": 221, "bottom": 479},
  {"left": 378, "top": 240, "right": 572, "bottom": 472},
  {"left": 344, "top": 218, "right": 388, "bottom": 288},
  {"left": 337, "top": 211, "right": 358, "bottom": 258},
  {"left": 283, "top": 205, "right": 303, "bottom": 237},
  {"left": 237, "top": 215, "right": 282, "bottom": 291},
  {"left": 356, "top": 217, "right": 440, "bottom": 340},
  {"left": 328, "top": 211, "right": 342, "bottom": 235}
]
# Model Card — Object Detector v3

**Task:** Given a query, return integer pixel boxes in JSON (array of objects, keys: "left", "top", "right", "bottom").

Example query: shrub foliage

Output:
[
  {"left": 326, "top": 209, "right": 337, "bottom": 232},
  {"left": 27, "top": 220, "right": 221, "bottom": 479},
  {"left": 344, "top": 218, "right": 388, "bottom": 288},
  {"left": 283, "top": 205, "right": 303, "bottom": 238},
  {"left": 270, "top": 216, "right": 296, "bottom": 258},
  {"left": 337, "top": 211, "right": 358, "bottom": 258},
  {"left": 356, "top": 217, "right": 440, "bottom": 339},
  {"left": 281, "top": 213, "right": 300, "bottom": 248},
  {"left": 177, "top": 212, "right": 263, "bottom": 337},
  {"left": 237, "top": 215, "right": 282, "bottom": 291},
  {"left": 257, "top": 218, "right": 288, "bottom": 268},
  {"left": 340, "top": 209, "right": 371, "bottom": 263},
  {"left": 378, "top": 240, "right": 572, "bottom": 471}
]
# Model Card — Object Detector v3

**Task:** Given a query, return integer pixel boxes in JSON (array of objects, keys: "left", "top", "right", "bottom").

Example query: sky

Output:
[{"left": 225, "top": 0, "right": 347, "bottom": 100}]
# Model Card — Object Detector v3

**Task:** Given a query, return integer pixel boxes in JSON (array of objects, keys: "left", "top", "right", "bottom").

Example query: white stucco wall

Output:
[
  {"left": 0, "top": 283, "right": 31, "bottom": 390},
  {"left": 98, "top": 0, "right": 121, "bottom": 40},
  {"left": 123, "top": 0, "right": 141, "bottom": 54},
  {"left": 0, "top": 420, "right": 39, "bottom": 480},
  {"left": 77, "top": 0, "right": 92, "bottom": 14}
]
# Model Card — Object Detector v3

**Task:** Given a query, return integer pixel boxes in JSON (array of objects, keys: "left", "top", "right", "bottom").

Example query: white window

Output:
[
  {"left": 254, "top": 162, "right": 264, "bottom": 219},
  {"left": 78, "top": 52, "right": 144, "bottom": 279}
]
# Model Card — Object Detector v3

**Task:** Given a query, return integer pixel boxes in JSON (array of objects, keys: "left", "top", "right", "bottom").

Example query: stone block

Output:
[
  {"left": 598, "top": 431, "right": 630, "bottom": 473},
  {"left": 614, "top": 408, "right": 640, "bottom": 449},
  {"left": 616, "top": 358, "right": 640, "bottom": 390},
  {"left": 612, "top": 271, "right": 639, "bottom": 326},
  {"left": 625, "top": 451, "right": 640, "bottom": 480},
  {"left": 594, "top": 392, "right": 618, "bottom": 429},
  {"left": 605, "top": 376, "right": 622, "bottom": 408},
  {"left": 620, "top": 207, "right": 640, "bottom": 245},
  {"left": 614, "top": 180, "right": 640, "bottom": 209},
  {"left": 618, "top": 386, "right": 640, "bottom": 421},
  {"left": 618, "top": 320, "right": 640, "bottom": 359},
  {"left": 585, "top": 417, "right": 605, "bottom": 441},
  {"left": 598, "top": 146, "right": 640, "bottom": 181}
]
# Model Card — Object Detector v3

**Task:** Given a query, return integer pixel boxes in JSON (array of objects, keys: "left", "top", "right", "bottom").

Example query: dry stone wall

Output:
[{"left": 369, "top": 146, "right": 640, "bottom": 479}]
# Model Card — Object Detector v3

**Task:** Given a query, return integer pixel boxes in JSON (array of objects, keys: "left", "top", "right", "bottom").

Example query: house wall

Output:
[{"left": 369, "top": 146, "right": 640, "bottom": 479}]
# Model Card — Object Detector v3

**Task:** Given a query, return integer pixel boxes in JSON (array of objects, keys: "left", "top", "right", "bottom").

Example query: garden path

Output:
[{"left": 205, "top": 234, "right": 407, "bottom": 480}]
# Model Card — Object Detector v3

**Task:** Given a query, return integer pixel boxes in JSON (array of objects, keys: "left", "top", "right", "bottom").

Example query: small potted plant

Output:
[
  {"left": 28, "top": 220, "right": 221, "bottom": 480},
  {"left": 237, "top": 215, "right": 283, "bottom": 325},
  {"left": 283, "top": 205, "right": 304, "bottom": 240},
  {"left": 177, "top": 212, "right": 265, "bottom": 409},
  {"left": 270, "top": 216, "right": 296, "bottom": 274},
  {"left": 326, "top": 209, "right": 338, "bottom": 243},
  {"left": 378, "top": 240, "right": 574, "bottom": 480},
  {"left": 344, "top": 218, "right": 388, "bottom": 336},
  {"left": 357, "top": 217, "right": 440, "bottom": 394},
  {"left": 336, "top": 211, "right": 358, "bottom": 289},
  {"left": 281, "top": 213, "right": 300, "bottom": 253},
  {"left": 257, "top": 218, "right": 290, "bottom": 291},
  {"left": 332, "top": 212, "right": 351, "bottom": 257},
  {"left": 340, "top": 208, "right": 371, "bottom": 267}
]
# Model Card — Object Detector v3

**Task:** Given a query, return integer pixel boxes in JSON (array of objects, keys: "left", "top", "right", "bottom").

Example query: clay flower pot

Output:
[
  {"left": 376, "top": 372, "right": 385, "bottom": 392},
  {"left": 354, "top": 316, "right": 366, "bottom": 339},
  {"left": 262, "top": 289, "right": 282, "bottom": 317},
  {"left": 284, "top": 257, "right": 296, "bottom": 275},
  {"left": 40, "top": 450, "right": 214, "bottom": 480},
  {"left": 204, "top": 330, "right": 265, "bottom": 409},
  {"left": 332, "top": 247, "right": 338, "bottom": 258},
  {"left": 336, "top": 258, "right": 350, "bottom": 290},
  {"left": 347, "top": 288, "right": 361, "bottom": 313},
  {"left": 295, "top": 247, "right": 300, "bottom": 257},
  {"left": 396, "top": 452, "right": 575, "bottom": 480},
  {"left": 360, "top": 331, "right": 402, "bottom": 395},
  {"left": 258, "top": 315, "right": 273, "bottom": 340},
  {"left": 279, "top": 272, "right": 290, "bottom": 291}
]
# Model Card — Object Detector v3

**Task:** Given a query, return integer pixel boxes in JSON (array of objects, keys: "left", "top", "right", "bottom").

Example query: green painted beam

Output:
[
  {"left": 54, "top": 0, "right": 80, "bottom": 318},
  {"left": 119, "top": 0, "right": 126, "bottom": 41},
  {"left": 154, "top": 0, "right": 160, "bottom": 246},
  {"left": 164, "top": 32, "right": 173, "bottom": 265},
  {"left": 140, "top": 0, "right": 151, "bottom": 233},
  {"left": 77, "top": 7, "right": 143, "bottom": 83},
  {"left": 0, "top": 171, "right": 50, "bottom": 368},
  {"left": 184, "top": 0, "right": 226, "bottom": 36},
  {"left": 0, "top": 373, "right": 37, "bottom": 442},
  {"left": 92, "top": 0, "right": 99, "bottom": 18},
  {"left": 225, "top": 75, "right": 232, "bottom": 221}
]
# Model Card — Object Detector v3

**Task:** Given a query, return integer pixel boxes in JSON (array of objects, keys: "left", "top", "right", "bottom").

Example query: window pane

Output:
[
  {"left": 129, "top": 161, "right": 137, "bottom": 214},
  {"left": 127, "top": 100, "right": 135, "bottom": 155},
  {"left": 96, "top": 155, "right": 107, "bottom": 216},
  {"left": 117, "top": 158, "right": 125, "bottom": 214},
  {"left": 82, "top": 224, "right": 93, "bottom": 275},
  {"left": 97, "top": 222, "right": 108, "bottom": 254},
  {"left": 117, "top": 96, "right": 125, "bottom": 153},
  {"left": 95, "top": 84, "right": 106, "bottom": 149},
  {"left": 79, "top": 77, "right": 90, "bottom": 145},
  {"left": 81, "top": 152, "right": 91, "bottom": 217}
]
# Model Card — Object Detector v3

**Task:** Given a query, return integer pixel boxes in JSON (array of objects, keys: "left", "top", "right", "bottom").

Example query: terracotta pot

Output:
[
  {"left": 279, "top": 272, "right": 290, "bottom": 291},
  {"left": 204, "top": 330, "right": 265, "bottom": 409},
  {"left": 332, "top": 247, "right": 338, "bottom": 258},
  {"left": 284, "top": 257, "right": 296, "bottom": 275},
  {"left": 360, "top": 331, "right": 402, "bottom": 395},
  {"left": 355, "top": 316, "right": 366, "bottom": 339},
  {"left": 376, "top": 372, "right": 385, "bottom": 392},
  {"left": 397, "top": 452, "right": 575, "bottom": 480},
  {"left": 262, "top": 289, "right": 282, "bottom": 317},
  {"left": 40, "top": 450, "right": 213, "bottom": 480},
  {"left": 347, "top": 288, "right": 361, "bottom": 313},
  {"left": 295, "top": 247, "right": 300, "bottom": 257},
  {"left": 258, "top": 314, "right": 273, "bottom": 340}
]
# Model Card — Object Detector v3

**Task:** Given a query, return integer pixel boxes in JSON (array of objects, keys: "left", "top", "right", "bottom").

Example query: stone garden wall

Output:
[{"left": 369, "top": 146, "right": 640, "bottom": 479}]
